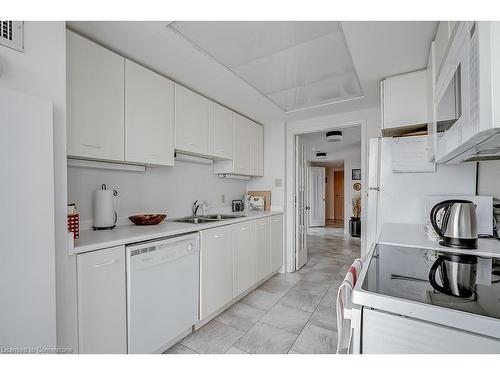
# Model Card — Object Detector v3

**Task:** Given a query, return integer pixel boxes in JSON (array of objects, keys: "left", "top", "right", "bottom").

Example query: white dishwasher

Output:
[{"left": 126, "top": 233, "right": 199, "bottom": 353}]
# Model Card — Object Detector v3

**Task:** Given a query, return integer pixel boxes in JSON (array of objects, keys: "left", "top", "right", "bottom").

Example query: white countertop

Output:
[
  {"left": 72, "top": 211, "right": 283, "bottom": 254},
  {"left": 353, "top": 222, "right": 500, "bottom": 339},
  {"left": 378, "top": 222, "right": 500, "bottom": 258}
]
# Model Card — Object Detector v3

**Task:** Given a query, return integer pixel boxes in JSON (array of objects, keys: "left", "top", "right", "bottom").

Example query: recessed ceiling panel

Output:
[{"left": 170, "top": 21, "right": 362, "bottom": 112}]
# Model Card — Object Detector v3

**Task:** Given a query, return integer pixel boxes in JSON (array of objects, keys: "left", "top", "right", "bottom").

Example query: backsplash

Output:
[
  {"left": 478, "top": 160, "right": 500, "bottom": 200},
  {"left": 67, "top": 160, "right": 248, "bottom": 228}
]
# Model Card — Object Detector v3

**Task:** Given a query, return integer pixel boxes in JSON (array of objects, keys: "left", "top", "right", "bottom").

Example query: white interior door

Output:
[
  {"left": 309, "top": 167, "right": 326, "bottom": 227},
  {"left": 295, "top": 138, "right": 307, "bottom": 270}
]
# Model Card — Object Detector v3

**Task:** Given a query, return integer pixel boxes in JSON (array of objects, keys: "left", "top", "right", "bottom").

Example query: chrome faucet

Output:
[
  {"left": 192, "top": 200, "right": 208, "bottom": 216},
  {"left": 192, "top": 200, "right": 201, "bottom": 216}
]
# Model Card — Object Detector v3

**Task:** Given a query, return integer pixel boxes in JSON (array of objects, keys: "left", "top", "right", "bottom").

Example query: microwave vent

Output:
[{"left": 0, "top": 21, "right": 23, "bottom": 52}]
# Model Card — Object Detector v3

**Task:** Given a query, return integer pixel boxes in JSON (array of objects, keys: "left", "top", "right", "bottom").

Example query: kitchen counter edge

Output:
[{"left": 72, "top": 211, "right": 283, "bottom": 254}]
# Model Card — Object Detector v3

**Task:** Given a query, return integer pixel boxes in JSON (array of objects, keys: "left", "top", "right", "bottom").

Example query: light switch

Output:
[
  {"left": 274, "top": 178, "right": 282, "bottom": 187},
  {"left": 221, "top": 194, "right": 226, "bottom": 204}
]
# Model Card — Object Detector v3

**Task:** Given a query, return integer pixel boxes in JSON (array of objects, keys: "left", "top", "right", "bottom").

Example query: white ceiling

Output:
[
  {"left": 169, "top": 21, "right": 362, "bottom": 112},
  {"left": 299, "top": 126, "right": 361, "bottom": 163},
  {"left": 67, "top": 21, "right": 437, "bottom": 125}
]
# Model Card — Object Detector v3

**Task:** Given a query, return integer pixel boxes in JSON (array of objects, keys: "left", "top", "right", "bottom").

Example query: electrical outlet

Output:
[
  {"left": 275, "top": 178, "right": 282, "bottom": 187},
  {"left": 221, "top": 194, "right": 226, "bottom": 204}
]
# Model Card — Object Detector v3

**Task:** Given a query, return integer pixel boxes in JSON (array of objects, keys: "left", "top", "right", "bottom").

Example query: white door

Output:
[
  {"left": 309, "top": 167, "right": 326, "bottom": 227},
  {"left": 295, "top": 138, "right": 307, "bottom": 270}
]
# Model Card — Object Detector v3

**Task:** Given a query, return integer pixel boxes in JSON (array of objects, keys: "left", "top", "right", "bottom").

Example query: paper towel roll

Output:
[{"left": 94, "top": 187, "right": 117, "bottom": 229}]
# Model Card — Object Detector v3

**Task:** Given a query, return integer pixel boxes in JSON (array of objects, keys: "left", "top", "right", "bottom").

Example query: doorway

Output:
[{"left": 293, "top": 124, "right": 363, "bottom": 271}]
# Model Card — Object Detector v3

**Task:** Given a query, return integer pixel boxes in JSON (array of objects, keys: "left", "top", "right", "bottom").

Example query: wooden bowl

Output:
[{"left": 129, "top": 214, "right": 167, "bottom": 226}]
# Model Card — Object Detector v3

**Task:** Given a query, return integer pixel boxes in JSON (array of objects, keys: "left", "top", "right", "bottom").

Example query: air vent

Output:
[{"left": 0, "top": 21, "right": 23, "bottom": 52}]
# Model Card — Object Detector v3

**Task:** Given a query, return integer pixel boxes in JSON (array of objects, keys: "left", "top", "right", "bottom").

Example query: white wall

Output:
[
  {"left": 68, "top": 161, "right": 248, "bottom": 227},
  {"left": 247, "top": 122, "right": 286, "bottom": 210},
  {"left": 478, "top": 161, "right": 500, "bottom": 199},
  {"left": 342, "top": 151, "right": 362, "bottom": 235},
  {"left": 0, "top": 21, "right": 67, "bottom": 349}
]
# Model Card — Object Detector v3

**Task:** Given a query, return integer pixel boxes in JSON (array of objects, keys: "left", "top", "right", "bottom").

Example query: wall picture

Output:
[{"left": 352, "top": 168, "right": 361, "bottom": 180}]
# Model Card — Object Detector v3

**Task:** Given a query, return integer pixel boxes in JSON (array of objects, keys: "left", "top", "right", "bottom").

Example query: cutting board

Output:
[{"left": 247, "top": 190, "right": 271, "bottom": 211}]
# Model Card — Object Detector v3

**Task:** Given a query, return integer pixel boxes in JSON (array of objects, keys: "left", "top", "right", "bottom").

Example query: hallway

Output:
[{"left": 166, "top": 227, "right": 361, "bottom": 354}]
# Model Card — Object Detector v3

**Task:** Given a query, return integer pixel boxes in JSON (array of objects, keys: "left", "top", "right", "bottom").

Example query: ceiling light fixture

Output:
[
  {"left": 326, "top": 130, "right": 343, "bottom": 142},
  {"left": 316, "top": 152, "right": 327, "bottom": 160}
]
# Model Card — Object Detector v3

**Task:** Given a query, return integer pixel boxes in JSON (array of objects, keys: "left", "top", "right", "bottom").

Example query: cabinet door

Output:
[
  {"left": 209, "top": 101, "right": 233, "bottom": 160},
  {"left": 125, "top": 60, "right": 175, "bottom": 166},
  {"left": 255, "top": 217, "right": 271, "bottom": 281},
  {"left": 175, "top": 84, "right": 209, "bottom": 155},
  {"left": 200, "top": 226, "right": 233, "bottom": 320},
  {"left": 251, "top": 122, "right": 264, "bottom": 176},
  {"left": 77, "top": 246, "right": 127, "bottom": 353},
  {"left": 232, "top": 221, "right": 257, "bottom": 297},
  {"left": 67, "top": 30, "right": 125, "bottom": 161},
  {"left": 232, "top": 114, "right": 252, "bottom": 175},
  {"left": 434, "top": 21, "right": 452, "bottom": 76},
  {"left": 270, "top": 215, "right": 284, "bottom": 272},
  {"left": 382, "top": 70, "right": 428, "bottom": 131}
]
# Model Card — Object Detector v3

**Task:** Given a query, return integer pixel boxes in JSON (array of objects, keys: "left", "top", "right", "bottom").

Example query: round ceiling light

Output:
[
  {"left": 315, "top": 151, "right": 327, "bottom": 159},
  {"left": 326, "top": 130, "right": 343, "bottom": 142}
]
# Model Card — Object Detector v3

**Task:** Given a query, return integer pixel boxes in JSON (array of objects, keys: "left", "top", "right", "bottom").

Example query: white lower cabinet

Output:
[
  {"left": 199, "top": 226, "right": 233, "bottom": 320},
  {"left": 232, "top": 221, "right": 257, "bottom": 297},
  {"left": 77, "top": 246, "right": 127, "bottom": 354},
  {"left": 270, "top": 215, "right": 284, "bottom": 272},
  {"left": 362, "top": 308, "right": 500, "bottom": 354},
  {"left": 255, "top": 217, "right": 271, "bottom": 281}
]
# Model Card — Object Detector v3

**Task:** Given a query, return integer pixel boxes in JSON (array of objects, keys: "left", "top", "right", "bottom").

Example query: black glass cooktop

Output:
[{"left": 361, "top": 244, "right": 500, "bottom": 319}]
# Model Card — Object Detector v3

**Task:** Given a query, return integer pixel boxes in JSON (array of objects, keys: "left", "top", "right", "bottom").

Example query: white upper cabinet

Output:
[
  {"left": 434, "top": 22, "right": 457, "bottom": 78},
  {"left": 209, "top": 101, "right": 233, "bottom": 160},
  {"left": 125, "top": 60, "right": 175, "bottom": 166},
  {"left": 250, "top": 122, "right": 264, "bottom": 176},
  {"left": 214, "top": 113, "right": 263, "bottom": 177},
  {"left": 175, "top": 84, "right": 210, "bottom": 155},
  {"left": 67, "top": 30, "right": 125, "bottom": 161},
  {"left": 232, "top": 113, "right": 253, "bottom": 175},
  {"left": 381, "top": 69, "right": 429, "bottom": 135}
]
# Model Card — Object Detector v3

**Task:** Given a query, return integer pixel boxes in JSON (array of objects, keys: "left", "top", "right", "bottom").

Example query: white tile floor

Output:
[{"left": 165, "top": 227, "right": 360, "bottom": 354}]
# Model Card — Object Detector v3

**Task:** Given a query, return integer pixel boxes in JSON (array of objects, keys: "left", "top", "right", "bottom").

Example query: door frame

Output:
[{"left": 285, "top": 120, "right": 367, "bottom": 272}]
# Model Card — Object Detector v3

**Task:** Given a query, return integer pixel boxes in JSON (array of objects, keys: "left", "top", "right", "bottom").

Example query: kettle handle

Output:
[
  {"left": 430, "top": 201, "right": 453, "bottom": 239},
  {"left": 429, "top": 256, "right": 450, "bottom": 295}
]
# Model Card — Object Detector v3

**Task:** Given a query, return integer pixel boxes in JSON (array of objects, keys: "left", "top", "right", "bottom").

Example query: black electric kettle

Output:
[
  {"left": 429, "top": 253, "right": 477, "bottom": 298},
  {"left": 430, "top": 199, "right": 478, "bottom": 249}
]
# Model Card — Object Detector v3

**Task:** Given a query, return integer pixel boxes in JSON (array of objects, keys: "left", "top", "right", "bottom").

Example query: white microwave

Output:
[{"left": 435, "top": 22, "right": 500, "bottom": 163}]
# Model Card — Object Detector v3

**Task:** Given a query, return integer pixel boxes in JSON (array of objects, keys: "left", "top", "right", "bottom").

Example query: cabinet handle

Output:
[
  {"left": 258, "top": 222, "right": 268, "bottom": 226},
  {"left": 187, "top": 142, "right": 198, "bottom": 146},
  {"left": 145, "top": 152, "right": 160, "bottom": 157},
  {"left": 240, "top": 227, "right": 249, "bottom": 231},
  {"left": 213, "top": 234, "right": 225, "bottom": 239},
  {"left": 94, "top": 259, "right": 116, "bottom": 268},
  {"left": 82, "top": 143, "right": 101, "bottom": 149},
  {"left": 140, "top": 257, "right": 154, "bottom": 263}
]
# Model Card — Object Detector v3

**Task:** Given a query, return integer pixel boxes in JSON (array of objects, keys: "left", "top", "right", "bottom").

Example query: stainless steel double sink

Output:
[{"left": 173, "top": 214, "right": 245, "bottom": 224}]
